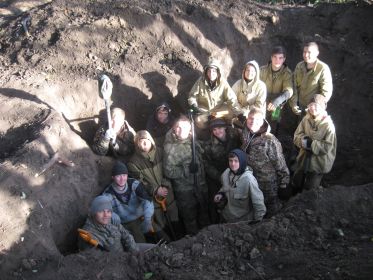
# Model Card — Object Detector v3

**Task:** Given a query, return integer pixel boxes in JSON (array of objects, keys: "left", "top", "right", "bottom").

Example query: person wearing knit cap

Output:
[
  {"left": 293, "top": 94, "right": 336, "bottom": 191},
  {"left": 214, "top": 149, "right": 266, "bottom": 223},
  {"left": 232, "top": 60, "right": 267, "bottom": 120},
  {"left": 102, "top": 161, "right": 155, "bottom": 243},
  {"left": 204, "top": 118, "right": 241, "bottom": 223},
  {"left": 289, "top": 42, "right": 333, "bottom": 115},
  {"left": 78, "top": 195, "right": 155, "bottom": 252},
  {"left": 128, "top": 130, "right": 179, "bottom": 241},
  {"left": 146, "top": 102, "right": 175, "bottom": 146},
  {"left": 92, "top": 107, "right": 136, "bottom": 158}
]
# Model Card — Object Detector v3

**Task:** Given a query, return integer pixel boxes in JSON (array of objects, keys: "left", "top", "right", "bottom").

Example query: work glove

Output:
[
  {"left": 301, "top": 136, "right": 312, "bottom": 150},
  {"left": 105, "top": 128, "right": 117, "bottom": 142},
  {"left": 99, "top": 74, "right": 113, "bottom": 100},
  {"left": 292, "top": 105, "right": 302, "bottom": 115},
  {"left": 111, "top": 212, "right": 121, "bottom": 226},
  {"left": 142, "top": 219, "right": 153, "bottom": 233},
  {"left": 189, "top": 162, "right": 199, "bottom": 174},
  {"left": 278, "top": 184, "right": 292, "bottom": 201}
]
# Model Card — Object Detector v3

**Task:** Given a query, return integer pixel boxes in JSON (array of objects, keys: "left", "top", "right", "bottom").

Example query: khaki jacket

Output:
[
  {"left": 260, "top": 63, "right": 293, "bottom": 106},
  {"left": 294, "top": 112, "right": 336, "bottom": 174},
  {"left": 232, "top": 60, "right": 267, "bottom": 116},
  {"left": 290, "top": 59, "right": 333, "bottom": 109},
  {"left": 219, "top": 167, "right": 266, "bottom": 222}
]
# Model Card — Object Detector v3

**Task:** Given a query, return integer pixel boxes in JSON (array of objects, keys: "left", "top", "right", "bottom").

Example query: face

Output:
[
  {"left": 246, "top": 113, "right": 264, "bottom": 133},
  {"left": 307, "top": 102, "right": 323, "bottom": 117},
  {"left": 271, "top": 53, "right": 286, "bottom": 70},
  {"left": 137, "top": 138, "right": 152, "bottom": 153},
  {"left": 94, "top": 209, "right": 112, "bottom": 226},
  {"left": 206, "top": 67, "right": 218, "bottom": 82},
  {"left": 113, "top": 174, "right": 128, "bottom": 189},
  {"left": 212, "top": 127, "right": 226, "bottom": 140},
  {"left": 244, "top": 64, "right": 256, "bottom": 80},
  {"left": 112, "top": 115, "right": 125, "bottom": 133},
  {"left": 303, "top": 45, "right": 319, "bottom": 64},
  {"left": 174, "top": 120, "right": 191, "bottom": 140},
  {"left": 229, "top": 156, "right": 240, "bottom": 173},
  {"left": 156, "top": 110, "right": 169, "bottom": 124}
]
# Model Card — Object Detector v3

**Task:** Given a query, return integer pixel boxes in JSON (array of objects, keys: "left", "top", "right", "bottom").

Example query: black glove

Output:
[
  {"left": 304, "top": 136, "right": 313, "bottom": 149},
  {"left": 278, "top": 184, "right": 292, "bottom": 201},
  {"left": 189, "top": 162, "right": 198, "bottom": 174},
  {"left": 237, "top": 114, "right": 246, "bottom": 124}
]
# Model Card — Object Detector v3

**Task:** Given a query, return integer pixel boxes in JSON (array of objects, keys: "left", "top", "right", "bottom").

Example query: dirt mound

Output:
[{"left": 0, "top": 0, "right": 373, "bottom": 279}]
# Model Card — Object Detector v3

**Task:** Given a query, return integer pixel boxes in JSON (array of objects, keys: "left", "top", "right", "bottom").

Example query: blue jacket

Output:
[{"left": 103, "top": 178, "right": 154, "bottom": 224}]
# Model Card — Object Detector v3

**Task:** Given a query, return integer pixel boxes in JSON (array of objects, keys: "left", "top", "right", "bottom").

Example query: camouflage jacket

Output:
[
  {"left": 241, "top": 121, "right": 290, "bottom": 190},
  {"left": 289, "top": 59, "right": 333, "bottom": 109},
  {"left": 294, "top": 112, "right": 336, "bottom": 174},
  {"left": 260, "top": 63, "right": 293, "bottom": 107},
  {"left": 78, "top": 217, "right": 137, "bottom": 252},
  {"left": 92, "top": 123, "right": 135, "bottom": 157},
  {"left": 163, "top": 129, "right": 207, "bottom": 194},
  {"left": 204, "top": 127, "right": 241, "bottom": 179}
]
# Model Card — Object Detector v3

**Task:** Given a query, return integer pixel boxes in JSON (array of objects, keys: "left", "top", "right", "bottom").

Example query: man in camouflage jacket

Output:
[{"left": 241, "top": 109, "right": 290, "bottom": 217}]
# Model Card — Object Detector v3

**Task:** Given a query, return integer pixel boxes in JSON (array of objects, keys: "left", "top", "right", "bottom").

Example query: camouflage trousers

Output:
[{"left": 259, "top": 182, "right": 282, "bottom": 218}]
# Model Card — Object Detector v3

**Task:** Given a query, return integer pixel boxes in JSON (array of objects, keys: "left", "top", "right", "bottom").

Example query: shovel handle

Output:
[{"left": 78, "top": 228, "right": 99, "bottom": 247}]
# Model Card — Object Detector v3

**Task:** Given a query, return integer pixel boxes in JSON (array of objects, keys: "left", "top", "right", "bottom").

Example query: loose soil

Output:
[{"left": 0, "top": 0, "right": 372, "bottom": 279}]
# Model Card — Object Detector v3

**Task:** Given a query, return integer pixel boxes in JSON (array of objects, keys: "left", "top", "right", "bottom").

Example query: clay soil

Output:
[{"left": 0, "top": 0, "right": 373, "bottom": 279}]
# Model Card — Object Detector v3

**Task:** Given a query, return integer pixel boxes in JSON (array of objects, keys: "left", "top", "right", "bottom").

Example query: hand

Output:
[
  {"left": 189, "top": 162, "right": 198, "bottom": 174},
  {"left": 157, "top": 187, "right": 168, "bottom": 197},
  {"left": 105, "top": 128, "right": 117, "bottom": 141},
  {"left": 214, "top": 194, "right": 223, "bottom": 202},
  {"left": 111, "top": 213, "right": 121, "bottom": 226},
  {"left": 292, "top": 105, "right": 302, "bottom": 115},
  {"left": 267, "top": 102, "right": 276, "bottom": 112},
  {"left": 142, "top": 219, "right": 153, "bottom": 233},
  {"left": 301, "top": 136, "right": 312, "bottom": 150}
]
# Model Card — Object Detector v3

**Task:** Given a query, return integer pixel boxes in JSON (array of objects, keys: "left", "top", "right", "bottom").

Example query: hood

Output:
[
  {"left": 230, "top": 148, "right": 247, "bottom": 175},
  {"left": 241, "top": 60, "right": 260, "bottom": 83},
  {"left": 155, "top": 101, "right": 171, "bottom": 113},
  {"left": 134, "top": 130, "right": 156, "bottom": 149},
  {"left": 203, "top": 57, "right": 222, "bottom": 82}
]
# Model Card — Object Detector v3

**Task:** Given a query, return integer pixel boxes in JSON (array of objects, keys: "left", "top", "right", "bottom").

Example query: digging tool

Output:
[
  {"left": 155, "top": 195, "right": 176, "bottom": 241},
  {"left": 300, "top": 149, "right": 312, "bottom": 191},
  {"left": 78, "top": 228, "right": 105, "bottom": 250},
  {"left": 34, "top": 151, "right": 74, "bottom": 177}
]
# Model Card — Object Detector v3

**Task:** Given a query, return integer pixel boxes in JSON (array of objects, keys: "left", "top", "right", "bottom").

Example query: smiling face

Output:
[
  {"left": 94, "top": 209, "right": 112, "bottom": 226},
  {"left": 212, "top": 126, "right": 227, "bottom": 141},
  {"left": 113, "top": 174, "right": 128, "bottom": 189},
  {"left": 303, "top": 45, "right": 319, "bottom": 65},
  {"left": 244, "top": 64, "right": 256, "bottom": 81},
  {"left": 246, "top": 112, "right": 264, "bottom": 133},
  {"left": 206, "top": 67, "right": 218, "bottom": 82},
  {"left": 229, "top": 155, "right": 240, "bottom": 173}
]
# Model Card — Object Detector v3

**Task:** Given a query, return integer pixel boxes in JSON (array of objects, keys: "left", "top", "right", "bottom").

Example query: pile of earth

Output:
[{"left": 0, "top": 0, "right": 373, "bottom": 279}]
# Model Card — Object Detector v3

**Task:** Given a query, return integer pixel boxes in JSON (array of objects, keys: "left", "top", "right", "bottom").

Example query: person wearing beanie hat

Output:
[
  {"left": 146, "top": 101, "right": 175, "bottom": 146},
  {"left": 214, "top": 149, "right": 266, "bottom": 223},
  {"left": 241, "top": 108, "right": 290, "bottom": 216},
  {"left": 128, "top": 130, "right": 179, "bottom": 241},
  {"left": 204, "top": 118, "right": 241, "bottom": 223},
  {"left": 232, "top": 60, "right": 267, "bottom": 119},
  {"left": 188, "top": 57, "right": 239, "bottom": 129},
  {"left": 101, "top": 161, "right": 155, "bottom": 243},
  {"left": 92, "top": 107, "right": 136, "bottom": 158},
  {"left": 78, "top": 195, "right": 155, "bottom": 252},
  {"left": 289, "top": 42, "right": 333, "bottom": 116},
  {"left": 293, "top": 95, "right": 336, "bottom": 191}
]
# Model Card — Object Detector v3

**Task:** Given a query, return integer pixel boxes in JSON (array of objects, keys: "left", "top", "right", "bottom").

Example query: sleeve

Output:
[
  {"left": 289, "top": 65, "right": 300, "bottom": 109},
  {"left": 248, "top": 177, "right": 266, "bottom": 221},
  {"left": 119, "top": 224, "right": 139, "bottom": 252},
  {"left": 203, "top": 142, "right": 222, "bottom": 179},
  {"left": 115, "top": 131, "right": 135, "bottom": 156},
  {"left": 253, "top": 83, "right": 267, "bottom": 112},
  {"left": 268, "top": 138, "right": 290, "bottom": 186},
  {"left": 293, "top": 117, "right": 307, "bottom": 149},
  {"left": 127, "top": 162, "right": 156, "bottom": 196},
  {"left": 188, "top": 78, "right": 202, "bottom": 107},
  {"left": 91, "top": 126, "right": 110, "bottom": 155},
  {"left": 310, "top": 123, "right": 336, "bottom": 156},
  {"left": 282, "top": 68, "right": 294, "bottom": 99},
  {"left": 163, "top": 144, "right": 184, "bottom": 179},
  {"left": 319, "top": 64, "right": 333, "bottom": 102},
  {"left": 134, "top": 182, "right": 155, "bottom": 221},
  {"left": 223, "top": 81, "right": 240, "bottom": 115}
]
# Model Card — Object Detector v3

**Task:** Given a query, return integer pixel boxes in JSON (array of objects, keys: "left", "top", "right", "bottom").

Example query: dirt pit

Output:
[{"left": 0, "top": 0, "right": 373, "bottom": 279}]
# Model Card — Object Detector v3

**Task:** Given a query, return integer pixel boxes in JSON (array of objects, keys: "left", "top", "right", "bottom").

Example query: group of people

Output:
[{"left": 78, "top": 42, "right": 337, "bottom": 253}]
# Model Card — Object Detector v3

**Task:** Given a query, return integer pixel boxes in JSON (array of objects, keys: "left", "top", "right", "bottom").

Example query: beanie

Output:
[
  {"left": 209, "top": 118, "right": 228, "bottom": 130},
  {"left": 90, "top": 195, "right": 112, "bottom": 215},
  {"left": 112, "top": 161, "right": 128, "bottom": 176}
]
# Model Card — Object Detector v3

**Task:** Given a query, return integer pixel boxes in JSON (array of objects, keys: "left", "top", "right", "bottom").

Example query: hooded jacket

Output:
[
  {"left": 128, "top": 131, "right": 179, "bottom": 231},
  {"left": 232, "top": 60, "right": 267, "bottom": 116},
  {"left": 219, "top": 149, "right": 266, "bottom": 222},
  {"left": 188, "top": 58, "right": 239, "bottom": 114},
  {"left": 260, "top": 62, "right": 293, "bottom": 107},
  {"left": 294, "top": 111, "right": 336, "bottom": 174},
  {"left": 146, "top": 102, "right": 175, "bottom": 146},
  {"left": 241, "top": 119, "right": 290, "bottom": 192},
  {"left": 289, "top": 59, "right": 333, "bottom": 110}
]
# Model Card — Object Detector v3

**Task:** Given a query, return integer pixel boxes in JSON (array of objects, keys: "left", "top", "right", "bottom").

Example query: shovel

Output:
[{"left": 155, "top": 195, "right": 176, "bottom": 240}]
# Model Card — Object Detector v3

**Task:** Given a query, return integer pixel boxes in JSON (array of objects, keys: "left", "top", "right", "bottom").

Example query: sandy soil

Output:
[{"left": 0, "top": 0, "right": 373, "bottom": 279}]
